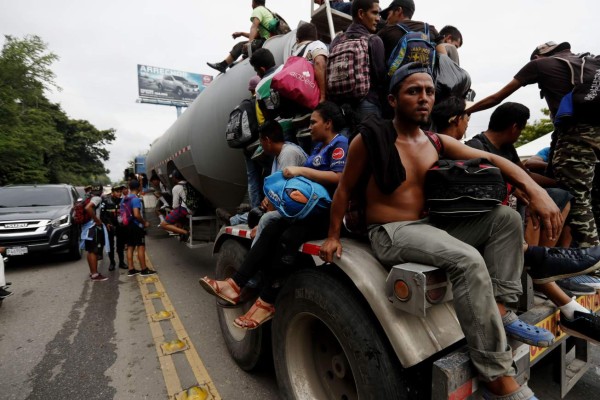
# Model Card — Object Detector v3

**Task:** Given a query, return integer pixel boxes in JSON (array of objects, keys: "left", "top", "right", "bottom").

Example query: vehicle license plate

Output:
[{"left": 7, "top": 246, "right": 28, "bottom": 256}]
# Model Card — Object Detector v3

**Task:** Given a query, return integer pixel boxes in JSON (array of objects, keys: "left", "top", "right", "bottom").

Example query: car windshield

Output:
[
  {"left": 174, "top": 76, "right": 188, "bottom": 82},
  {"left": 0, "top": 187, "right": 71, "bottom": 207}
]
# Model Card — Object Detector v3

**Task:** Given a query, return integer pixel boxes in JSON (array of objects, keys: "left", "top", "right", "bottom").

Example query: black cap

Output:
[{"left": 381, "top": 0, "right": 415, "bottom": 20}]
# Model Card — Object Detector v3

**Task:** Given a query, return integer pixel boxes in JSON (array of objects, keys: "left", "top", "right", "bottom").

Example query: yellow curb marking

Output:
[{"left": 135, "top": 253, "right": 221, "bottom": 400}]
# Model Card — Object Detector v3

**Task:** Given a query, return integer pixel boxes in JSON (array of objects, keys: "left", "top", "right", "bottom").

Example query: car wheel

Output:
[
  {"left": 215, "top": 239, "right": 271, "bottom": 371},
  {"left": 175, "top": 87, "right": 183, "bottom": 98},
  {"left": 158, "top": 83, "right": 163, "bottom": 92},
  {"left": 272, "top": 268, "right": 407, "bottom": 400}
]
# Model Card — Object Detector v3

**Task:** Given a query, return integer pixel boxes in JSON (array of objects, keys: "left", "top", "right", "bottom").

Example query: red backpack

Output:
[
  {"left": 73, "top": 198, "right": 92, "bottom": 225},
  {"left": 326, "top": 34, "right": 372, "bottom": 102}
]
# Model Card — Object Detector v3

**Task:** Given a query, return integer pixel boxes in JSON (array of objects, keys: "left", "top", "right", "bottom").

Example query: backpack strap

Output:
[
  {"left": 395, "top": 23, "right": 410, "bottom": 34},
  {"left": 425, "top": 131, "right": 444, "bottom": 157},
  {"left": 553, "top": 56, "right": 576, "bottom": 85}
]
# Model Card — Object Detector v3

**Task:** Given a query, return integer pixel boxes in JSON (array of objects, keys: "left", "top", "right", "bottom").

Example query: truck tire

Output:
[
  {"left": 157, "top": 83, "right": 163, "bottom": 92},
  {"left": 272, "top": 268, "right": 406, "bottom": 400},
  {"left": 175, "top": 87, "right": 183, "bottom": 98},
  {"left": 215, "top": 239, "right": 271, "bottom": 371}
]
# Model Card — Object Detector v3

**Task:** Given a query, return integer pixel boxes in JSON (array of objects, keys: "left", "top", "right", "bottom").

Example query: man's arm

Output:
[
  {"left": 466, "top": 79, "right": 522, "bottom": 114},
  {"left": 133, "top": 206, "right": 150, "bottom": 228},
  {"left": 247, "top": 17, "right": 261, "bottom": 42},
  {"left": 313, "top": 54, "right": 327, "bottom": 102},
  {"left": 321, "top": 135, "right": 369, "bottom": 262},
  {"left": 440, "top": 135, "right": 563, "bottom": 239}
]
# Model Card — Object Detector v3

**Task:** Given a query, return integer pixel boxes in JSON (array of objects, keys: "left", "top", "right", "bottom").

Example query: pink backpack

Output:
[
  {"left": 326, "top": 34, "right": 371, "bottom": 102},
  {"left": 271, "top": 44, "right": 320, "bottom": 110}
]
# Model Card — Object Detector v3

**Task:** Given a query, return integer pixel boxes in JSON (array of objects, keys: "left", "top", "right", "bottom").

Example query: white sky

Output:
[{"left": 1, "top": 0, "right": 599, "bottom": 182}]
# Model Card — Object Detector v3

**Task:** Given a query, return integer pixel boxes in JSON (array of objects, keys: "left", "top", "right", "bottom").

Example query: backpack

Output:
[
  {"left": 424, "top": 158, "right": 507, "bottom": 217},
  {"left": 326, "top": 34, "right": 372, "bottom": 102},
  {"left": 73, "top": 197, "right": 92, "bottom": 225},
  {"left": 263, "top": 171, "right": 331, "bottom": 220},
  {"left": 552, "top": 53, "right": 600, "bottom": 125},
  {"left": 264, "top": 8, "right": 291, "bottom": 36},
  {"left": 118, "top": 195, "right": 134, "bottom": 226},
  {"left": 387, "top": 23, "right": 436, "bottom": 78},
  {"left": 225, "top": 98, "right": 259, "bottom": 148},
  {"left": 271, "top": 44, "right": 320, "bottom": 110}
]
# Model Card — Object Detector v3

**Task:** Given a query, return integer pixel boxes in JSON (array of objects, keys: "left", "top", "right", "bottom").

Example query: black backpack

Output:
[
  {"left": 225, "top": 98, "right": 259, "bottom": 149},
  {"left": 553, "top": 53, "right": 600, "bottom": 124},
  {"left": 425, "top": 158, "right": 507, "bottom": 217}
]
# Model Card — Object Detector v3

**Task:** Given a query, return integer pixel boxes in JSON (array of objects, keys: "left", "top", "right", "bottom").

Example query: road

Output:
[{"left": 1, "top": 221, "right": 599, "bottom": 399}]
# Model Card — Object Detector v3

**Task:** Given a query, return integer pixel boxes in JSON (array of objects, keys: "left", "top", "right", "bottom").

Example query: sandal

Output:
[
  {"left": 199, "top": 276, "right": 241, "bottom": 305},
  {"left": 502, "top": 310, "right": 554, "bottom": 348},
  {"left": 233, "top": 299, "right": 275, "bottom": 330}
]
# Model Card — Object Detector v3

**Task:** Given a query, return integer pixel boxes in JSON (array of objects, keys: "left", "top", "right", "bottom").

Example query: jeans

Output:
[
  {"left": 357, "top": 98, "right": 382, "bottom": 121},
  {"left": 368, "top": 206, "right": 523, "bottom": 381},
  {"left": 244, "top": 153, "right": 263, "bottom": 209}
]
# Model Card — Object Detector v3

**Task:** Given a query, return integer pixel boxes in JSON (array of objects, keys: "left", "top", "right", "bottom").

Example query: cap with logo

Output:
[{"left": 530, "top": 41, "right": 570, "bottom": 60}]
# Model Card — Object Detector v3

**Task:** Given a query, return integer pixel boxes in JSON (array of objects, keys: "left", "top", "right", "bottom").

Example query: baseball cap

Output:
[
  {"left": 381, "top": 0, "right": 415, "bottom": 20},
  {"left": 389, "top": 62, "right": 432, "bottom": 93},
  {"left": 530, "top": 41, "right": 570, "bottom": 60},
  {"left": 248, "top": 75, "right": 261, "bottom": 91},
  {"left": 90, "top": 184, "right": 103, "bottom": 194}
]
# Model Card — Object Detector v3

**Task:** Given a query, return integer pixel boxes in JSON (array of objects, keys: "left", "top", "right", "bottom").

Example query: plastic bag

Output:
[{"left": 435, "top": 54, "right": 471, "bottom": 102}]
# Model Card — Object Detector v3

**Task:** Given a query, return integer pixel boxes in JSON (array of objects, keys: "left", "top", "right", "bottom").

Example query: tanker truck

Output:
[{"left": 145, "top": 3, "right": 597, "bottom": 399}]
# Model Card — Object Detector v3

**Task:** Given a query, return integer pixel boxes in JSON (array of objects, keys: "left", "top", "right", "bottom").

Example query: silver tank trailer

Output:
[{"left": 145, "top": 32, "right": 297, "bottom": 209}]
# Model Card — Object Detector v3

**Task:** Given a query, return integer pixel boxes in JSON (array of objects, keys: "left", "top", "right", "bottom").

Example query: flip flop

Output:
[
  {"left": 233, "top": 299, "right": 275, "bottom": 330},
  {"left": 199, "top": 276, "right": 240, "bottom": 305}
]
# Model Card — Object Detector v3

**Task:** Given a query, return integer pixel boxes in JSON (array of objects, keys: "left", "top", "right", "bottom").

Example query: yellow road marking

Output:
[{"left": 134, "top": 253, "right": 222, "bottom": 400}]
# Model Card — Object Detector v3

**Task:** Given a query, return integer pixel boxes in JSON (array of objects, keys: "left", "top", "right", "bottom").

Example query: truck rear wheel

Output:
[
  {"left": 215, "top": 239, "right": 271, "bottom": 371},
  {"left": 272, "top": 268, "right": 406, "bottom": 400}
]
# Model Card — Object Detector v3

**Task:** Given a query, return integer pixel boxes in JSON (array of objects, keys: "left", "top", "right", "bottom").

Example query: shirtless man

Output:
[{"left": 320, "top": 62, "right": 583, "bottom": 399}]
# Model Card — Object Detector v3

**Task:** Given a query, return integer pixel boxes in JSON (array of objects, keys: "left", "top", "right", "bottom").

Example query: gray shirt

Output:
[{"left": 272, "top": 142, "right": 308, "bottom": 173}]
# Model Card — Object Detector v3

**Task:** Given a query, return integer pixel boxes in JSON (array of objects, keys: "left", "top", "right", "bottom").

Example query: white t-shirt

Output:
[
  {"left": 172, "top": 181, "right": 188, "bottom": 211},
  {"left": 291, "top": 40, "right": 328, "bottom": 62},
  {"left": 89, "top": 196, "right": 102, "bottom": 218}
]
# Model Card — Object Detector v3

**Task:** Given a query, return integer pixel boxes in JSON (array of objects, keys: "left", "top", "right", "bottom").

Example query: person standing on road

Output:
[
  {"left": 124, "top": 180, "right": 156, "bottom": 277},
  {"left": 101, "top": 185, "right": 126, "bottom": 271},
  {"left": 81, "top": 184, "right": 110, "bottom": 282}
]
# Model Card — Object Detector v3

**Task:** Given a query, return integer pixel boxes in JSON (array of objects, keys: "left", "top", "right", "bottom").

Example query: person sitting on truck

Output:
[
  {"left": 291, "top": 22, "right": 329, "bottom": 104},
  {"left": 314, "top": 0, "right": 353, "bottom": 15},
  {"left": 200, "top": 101, "right": 352, "bottom": 330},
  {"left": 430, "top": 96, "right": 471, "bottom": 140},
  {"left": 159, "top": 170, "right": 191, "bottom": 242},
  {"left": 320, "top": 63, "right": 600, "bottom": 400},
  {"left": 206, "top": 0, "right": 277, "bottom": 74},
  {"left": 435, "top": 25, "right": 463, "bottom": 65},
  {"left": 465, "top": 102, "right": 600, "bottom": 344}
]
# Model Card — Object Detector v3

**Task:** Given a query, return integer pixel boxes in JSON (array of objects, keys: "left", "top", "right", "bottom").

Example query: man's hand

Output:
[
  {"left": 527, "top": 189, "right": 563, "bottom": 241},
  {"left": 283, "top": 166, "right": 300, "bottom": 179},
  {"left": 320, "top": 237, "right": 343, "bottom": 263},
  {"left": 250, "top": 226, "right": 257, "bottom": 239},
  {"left": 232, "top": 32, "right": 244, "bottom": 39}
]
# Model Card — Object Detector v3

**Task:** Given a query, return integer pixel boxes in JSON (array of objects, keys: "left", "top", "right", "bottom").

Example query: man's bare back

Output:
[{"left": 366, "top": 131, "right": 439, "bottom": 224}]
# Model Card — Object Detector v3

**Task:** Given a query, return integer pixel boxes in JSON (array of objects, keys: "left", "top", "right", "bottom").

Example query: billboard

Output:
[{"left": 137, "top": 64, "right": 213, "bottom": 104}]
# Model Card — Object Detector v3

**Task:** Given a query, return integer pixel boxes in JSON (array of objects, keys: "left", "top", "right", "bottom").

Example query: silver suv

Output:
[
  {"left": 158, "top": 75, "right": 199, "bottom": 98},
  {"left": 0, "top": 184, "right": 82, "bottom": 259}
]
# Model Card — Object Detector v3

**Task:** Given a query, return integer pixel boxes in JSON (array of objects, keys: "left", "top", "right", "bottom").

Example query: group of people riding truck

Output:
[{"left": 197, "top": 1, "right": 600, "bottom": 399}]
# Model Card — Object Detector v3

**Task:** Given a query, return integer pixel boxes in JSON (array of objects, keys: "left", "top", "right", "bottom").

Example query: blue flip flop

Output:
[{"left": 503, "top": 310, "right": 554, "bottom": 347}]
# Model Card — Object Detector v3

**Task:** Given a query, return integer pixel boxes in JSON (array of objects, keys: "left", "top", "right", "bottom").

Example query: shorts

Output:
[
  {"left": 84, "top": 225, "right": 105, "bottom": 254},
  {"left": 126, "top": 224, "right": 146, "bottom": 247},
  {"left": 165, "top": 206, "right": 189, "bottom": 225}
]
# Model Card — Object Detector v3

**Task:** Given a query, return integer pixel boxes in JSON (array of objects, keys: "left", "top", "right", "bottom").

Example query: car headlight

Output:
[{"left": 51, "top": 214, "right": 70, "bottom": 228}]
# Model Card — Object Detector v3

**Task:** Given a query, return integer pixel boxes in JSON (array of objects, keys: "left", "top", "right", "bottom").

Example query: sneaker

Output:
[
  {"left": 127, "top": 269, "right": 140, "bottom": 277},
  {"left": 251, "top": 145, "right": 264, "bottom": 161},
  {"left": 560, "top": 310, "right": 600, "bottom": 345},
  {"left": 502, "top": 310, "right": 554, "bottom": 347},
  {"left": 108, "top": 261, "right": 116, "bottom": 271},
  {"left": 296, "top": 128, "right": 312, "bottom": 139},
  {"left": 216, "top": 208, "right": 232, "bottom": 226},
  {"left": 527, "top": 246, "right": 600, "bottom": 284},
  {"left": 118, "top": 262, "right": 128, "bottom": 270},
  {"left": 0, "top": 287, "right": 13, "bottom": 299},
  {"left": 556, "top": 277, "right": 596, "bottom": 296},
  {"left": 90, "top": 273, "right": 108, "bottom": 282},
  {"left": 569, "top": 274, "right": 600, "bottom": 289},
  {"left": 180, "top": 233, "right": 190, "bottom": 243},
  {"left": 140, "top": 268, "right": 157, "bottom": 276},
  {"left": 206, "top": 61, "right": 227, "bottom": 74},
  {"left": 236, "top": 203, "right": 251, "bottom": 214}
]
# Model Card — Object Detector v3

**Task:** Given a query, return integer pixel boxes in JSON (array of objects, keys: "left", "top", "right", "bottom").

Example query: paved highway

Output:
[{"left": 1, "top": 222, "right": 599, "bottom": 399}]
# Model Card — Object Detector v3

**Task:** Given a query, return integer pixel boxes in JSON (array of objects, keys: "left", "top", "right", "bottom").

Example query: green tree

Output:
[
  {"left": 0, "top": 35, "right": 115, "bottom": 185},
  {"left": 515, "top": 108, "right": 554, "bottom": 148}
]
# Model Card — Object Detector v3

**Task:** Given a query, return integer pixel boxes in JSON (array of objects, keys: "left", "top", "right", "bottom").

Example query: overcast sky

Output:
[{"left": 2, "top": 0, "right": 599, "bottom": 182}]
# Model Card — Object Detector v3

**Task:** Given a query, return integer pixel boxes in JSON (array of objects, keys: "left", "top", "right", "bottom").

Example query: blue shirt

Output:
[
  {"left": 536, "top": 146, "right": 550, "bottom": 163},
  {"left": 305, "top": 134, "right": 349, "bottom": 173}
]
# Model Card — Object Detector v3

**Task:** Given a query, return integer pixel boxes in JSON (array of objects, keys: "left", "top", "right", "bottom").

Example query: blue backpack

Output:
[
  {"left": 387, "top": 23, "right": 436, "bottom": 77},
  {"left": 263, "top": 171, "right": 331, "bottom": 220}
]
